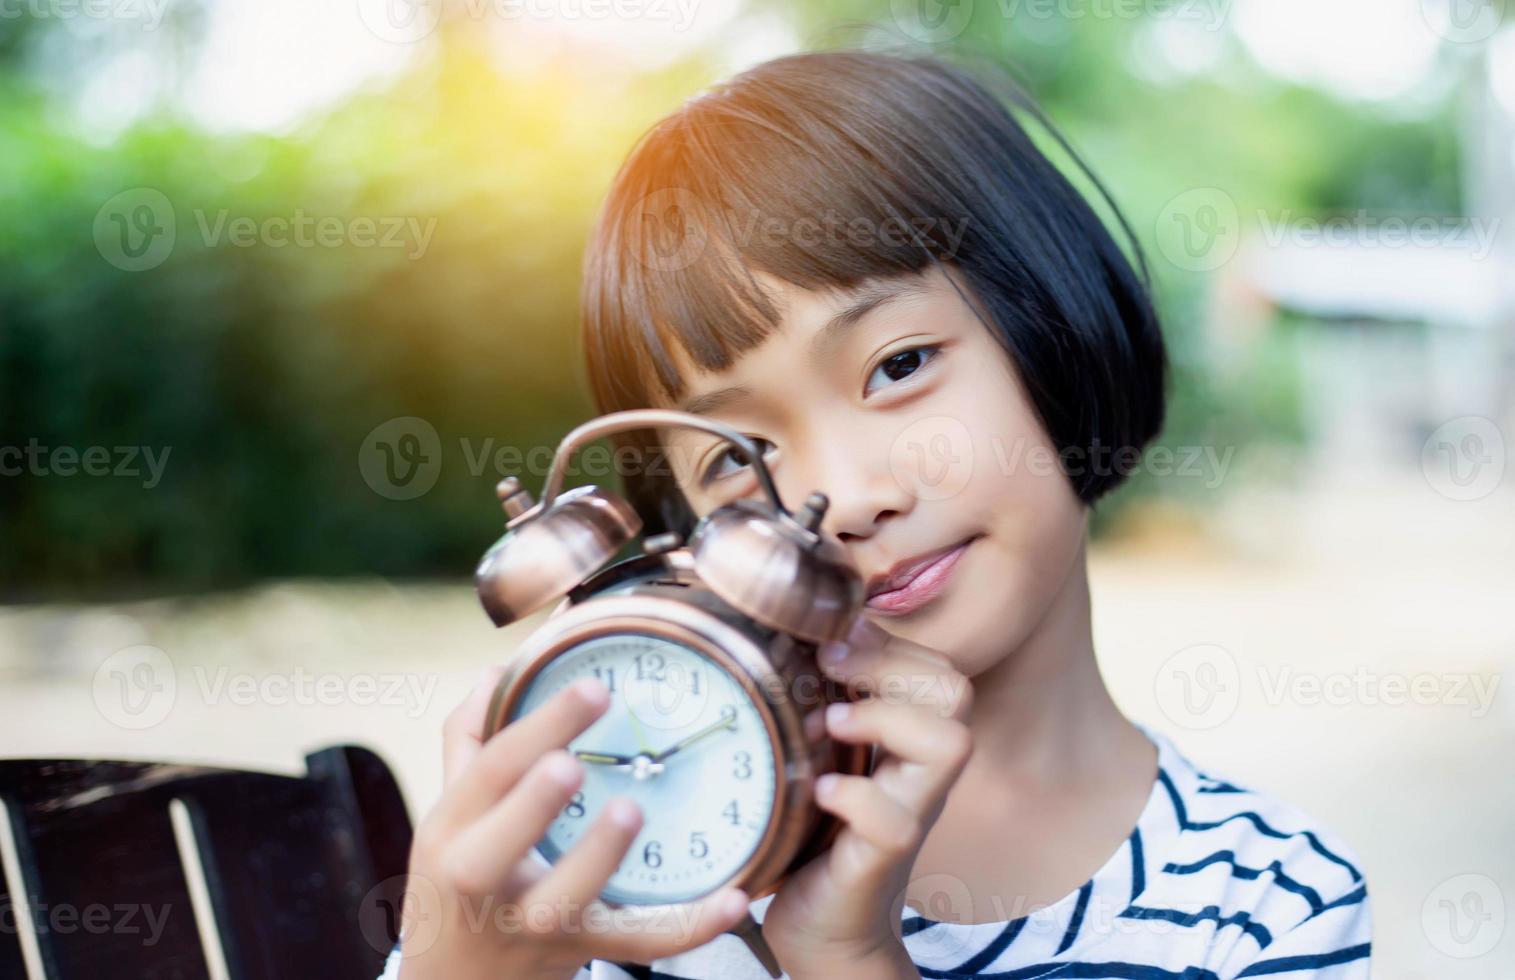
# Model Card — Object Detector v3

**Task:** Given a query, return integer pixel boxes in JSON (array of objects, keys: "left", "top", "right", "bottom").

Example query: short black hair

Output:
[{"left": 580, "top": 49, "right": 1168, "bottom": 537}]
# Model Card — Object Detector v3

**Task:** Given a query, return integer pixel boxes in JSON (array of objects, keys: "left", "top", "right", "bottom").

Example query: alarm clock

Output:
[{"left": 474, "top": 408, "right": 873, "bottom": 978}]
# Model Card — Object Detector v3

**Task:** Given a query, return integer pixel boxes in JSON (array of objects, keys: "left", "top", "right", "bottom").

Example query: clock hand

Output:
[
  {"left": 626, "top": 703, "right": 656, "bottom": 756},
  {"left": 650, "top": 705, "right": 738, "bottom": 763},
  {"left": 573, "top": 750, "right": 639, "bottom": 766}
]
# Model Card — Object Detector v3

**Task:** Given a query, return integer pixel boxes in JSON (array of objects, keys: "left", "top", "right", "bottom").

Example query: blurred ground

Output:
[{"left": 2, "top": 467, "right": 1510, "bottom": 979}]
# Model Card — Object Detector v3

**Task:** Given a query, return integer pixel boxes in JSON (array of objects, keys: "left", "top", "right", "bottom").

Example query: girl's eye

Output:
[
  {"left": 865, "top": 345, "right": 940, "bottom": 395},
  {"left": 701, "top": 438, "right": 776, "bottom": 485}
]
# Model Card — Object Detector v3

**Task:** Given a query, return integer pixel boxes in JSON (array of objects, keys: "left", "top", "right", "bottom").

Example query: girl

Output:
[{"left": 382, "top": 49, "right": 1371, "bottom": 979}]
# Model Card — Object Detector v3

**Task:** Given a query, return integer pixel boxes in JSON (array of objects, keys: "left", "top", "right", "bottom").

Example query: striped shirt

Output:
[{"left": 379, "top": 723, "right": 1371, "bottom": 979}]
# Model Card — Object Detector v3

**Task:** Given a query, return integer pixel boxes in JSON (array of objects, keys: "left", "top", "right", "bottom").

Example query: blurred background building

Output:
[{"left": 1, "top": 1, "right": 1512, "bottom": 976}]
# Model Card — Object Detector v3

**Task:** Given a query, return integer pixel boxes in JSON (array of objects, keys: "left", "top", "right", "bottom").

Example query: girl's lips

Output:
[{"left": 864, "top": 536, "right": 975, "bottom": 615}]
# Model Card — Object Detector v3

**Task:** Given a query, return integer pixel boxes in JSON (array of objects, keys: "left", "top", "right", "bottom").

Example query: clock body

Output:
[{"left": 483, "top": 548, "right": 870, "bottom": 907}]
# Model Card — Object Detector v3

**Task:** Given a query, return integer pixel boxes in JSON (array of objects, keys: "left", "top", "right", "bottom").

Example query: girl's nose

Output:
[{"left": 784, "top": 440, "right": 915, "bottom": 544}]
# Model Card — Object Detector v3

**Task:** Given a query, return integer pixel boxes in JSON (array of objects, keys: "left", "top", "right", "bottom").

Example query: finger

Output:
[
  {"left": 435, "top": 677, "right": 610, "bottom": 829},
  {"left": 825, "top": 699, "right": 972, "bottom": 805},
  {"left": 443, "top": 665, "right": 509, "bottom": 788},
  {"left": 442, "top": 748, "right": 585, "bottom": 896},
  {"left": 817, "top": 618, "right": 971, "bottom": 719},
  {"left": 594, "top": 888, "right": 753, "bottom": 964},
  {"left": 522, "top": 796, "right": 643, "bottom": 913},
  {"left": 813, "top": 772, "right": 920, "bottom": 870}
]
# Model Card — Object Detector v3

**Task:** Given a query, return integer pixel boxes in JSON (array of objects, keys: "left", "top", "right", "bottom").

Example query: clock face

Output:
[{"left": 509, "top": 632, "right": 779, "bottom": 905}]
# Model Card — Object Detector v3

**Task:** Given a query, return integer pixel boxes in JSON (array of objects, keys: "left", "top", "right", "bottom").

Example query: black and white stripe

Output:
[{"left": 379, "top": 724, "right": 1371, "bottom": 980}]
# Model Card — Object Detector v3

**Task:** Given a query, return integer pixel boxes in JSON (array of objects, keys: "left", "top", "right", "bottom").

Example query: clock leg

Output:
[{"left": 728, "top": 912, "right": 783, "bottom": 978}]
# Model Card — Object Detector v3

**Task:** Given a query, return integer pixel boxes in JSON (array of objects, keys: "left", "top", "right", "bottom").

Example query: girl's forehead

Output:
[
  {"left": 652, "top": 266, "right": 957, "bottom": 437},
  {"left": 668, "top": 266, "right": 949, "bottom": 377}
]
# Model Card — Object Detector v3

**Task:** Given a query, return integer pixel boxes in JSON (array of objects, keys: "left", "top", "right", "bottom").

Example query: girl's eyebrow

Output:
[
  {"left": 808, "top": 278, "right": 928, "bottom": 362},
  {"left": 677, "top": 277, "right": 928, "bottom": 417},
  {"left": 679, "top": 384, "right": 753, "bottom": 416}
]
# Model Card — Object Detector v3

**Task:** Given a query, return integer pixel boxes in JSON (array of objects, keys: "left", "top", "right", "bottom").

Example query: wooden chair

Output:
[{"left": 0, "top": 745, "right": 413, "bottom": 980}]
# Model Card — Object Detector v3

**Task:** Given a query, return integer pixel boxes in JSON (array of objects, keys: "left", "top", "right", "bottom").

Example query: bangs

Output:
[{"left": 581, "top": 62, "right": 974, "bottom": 415}]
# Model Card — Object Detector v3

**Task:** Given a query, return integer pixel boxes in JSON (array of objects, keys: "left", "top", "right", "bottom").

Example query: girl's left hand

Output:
[{"left": 761, "top": 615, "right": 975, "bottom": 979}]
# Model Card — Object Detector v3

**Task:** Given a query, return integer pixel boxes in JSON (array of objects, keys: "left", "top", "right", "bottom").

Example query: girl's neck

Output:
[{"left": 962, "top": 535, "right": 1150, "bottom": 788}]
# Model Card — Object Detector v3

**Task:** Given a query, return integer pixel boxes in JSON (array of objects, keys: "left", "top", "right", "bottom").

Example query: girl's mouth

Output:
[{"left": 864, "top": 535, "right": 978, "bottom": 615}]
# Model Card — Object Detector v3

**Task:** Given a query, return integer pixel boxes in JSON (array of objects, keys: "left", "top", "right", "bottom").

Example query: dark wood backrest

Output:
[{"left": 0, "top": 745, "right": 413, "bottom": 980}]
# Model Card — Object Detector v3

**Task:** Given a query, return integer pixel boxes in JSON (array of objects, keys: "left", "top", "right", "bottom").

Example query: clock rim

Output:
[{"left": 483, "top": 593, "right": 814, "bottom": 907}]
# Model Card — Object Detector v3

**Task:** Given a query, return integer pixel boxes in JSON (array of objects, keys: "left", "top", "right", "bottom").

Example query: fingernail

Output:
[
  {"left": 818, "top": 641, "right": 849, "bottom": 667},
  {"left": 721, "top": 889, "right": 749, "bottom": 918},
  {"left": 848, "top": 615, "right": 879, "bottom": 645},
  {"left": 826, "top": 702, "right": 851, "bottom": 727},
  {"left": 572, "top": 677, "right": 609, "bottom": 706},
  {"left": 607, "top": 797, "right": 640, "bottom": 829},
  {"left": 815, "top": 773, "right": 838, "bottom": 799},
  {"left": 546, "top": 752, "right": 581, "bottom": 786}
]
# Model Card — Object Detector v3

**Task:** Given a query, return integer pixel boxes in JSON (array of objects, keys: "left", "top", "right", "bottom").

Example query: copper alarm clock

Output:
[{"left": 474, "top": 409, "right": 873, "bottom": 977}]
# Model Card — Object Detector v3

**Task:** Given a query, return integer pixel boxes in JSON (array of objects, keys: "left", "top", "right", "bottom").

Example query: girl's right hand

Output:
[{"left": 394, "top": 666, "right": 753, "bottom": 980}]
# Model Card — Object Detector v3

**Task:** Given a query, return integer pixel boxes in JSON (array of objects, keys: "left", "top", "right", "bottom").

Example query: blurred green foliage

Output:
[{"left": 0, "top": 4, "right": 1467, "bottom": 597}]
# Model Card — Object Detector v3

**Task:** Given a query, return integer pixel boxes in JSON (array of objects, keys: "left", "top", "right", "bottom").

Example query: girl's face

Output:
[{"left": 654, "top": 264, "right": 1088, "bottom": 676}]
